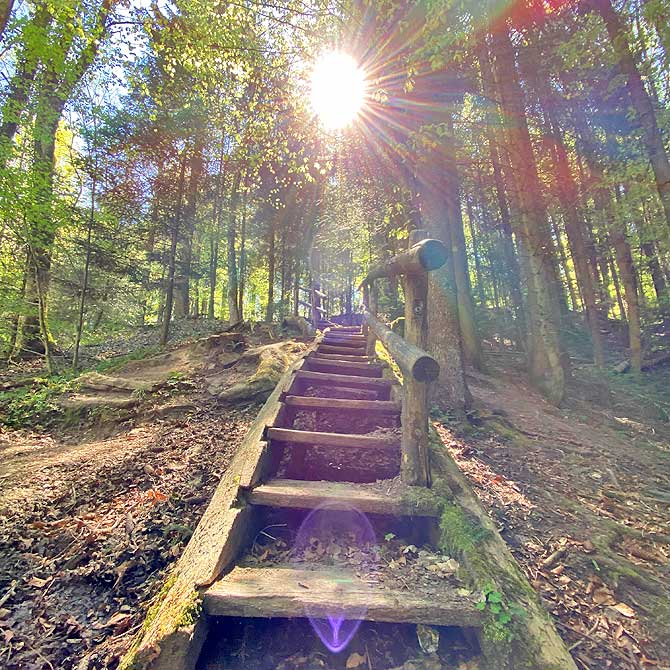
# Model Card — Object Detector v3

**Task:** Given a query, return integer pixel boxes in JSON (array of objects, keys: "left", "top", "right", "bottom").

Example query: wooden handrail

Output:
[
  {"left": 360, "top": 238, "right": 448, "bottom": 287},
  {"left": 363, "top": 309, "right": 439, "bottom": 382}
]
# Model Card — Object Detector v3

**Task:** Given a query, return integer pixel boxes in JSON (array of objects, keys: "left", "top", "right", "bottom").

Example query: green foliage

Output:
[
  {"left": 0, "top": 373, "right": 78, "bottom": 428},
  {"left": 476, "top": 583, "right": 526, "bottom": 643}
]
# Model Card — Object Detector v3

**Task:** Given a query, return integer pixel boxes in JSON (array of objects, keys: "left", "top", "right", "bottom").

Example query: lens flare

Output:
[
  {"left": 310, "top": 52, "right": 367, "bottom": 130},
  {"left": 293, "top": 503, "right": 377, "bottom": 653}
]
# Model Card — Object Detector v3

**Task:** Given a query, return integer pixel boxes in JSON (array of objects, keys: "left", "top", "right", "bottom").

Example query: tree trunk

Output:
[
  {"left": 227, "top": 172, "right": 242, "bottom": 324},
  {"left": 608, "top": 188, "right": 642, "bottom": 371},
  {"left": 476, "top": 38, "right": 526, "bottom": 347},
  {"left": 73, "top": 173, "right": 96, "bottom": 370},
  {"left": 491, "top": 23, "right": 565, "bottom": 404},
  {"left": 416, "top": 165, "right": 471, "bottom": 412},
  {"left": 174, "top": 142, "right": 203, "bottom": 319},
  {"left": 0, "top": 0, "right": 15, "bottom": 40},
  {"left": 160, "top": 152, "right": 187, "bottom": 347},
  {"left": 266, "top": 214, "right": 276, "bottom": 322},
  {"left": 238, "top": 194, "right": 247, "bottom": 321},
  {"left": 444, "top": 116, "right": 483, "bottom": 370}
]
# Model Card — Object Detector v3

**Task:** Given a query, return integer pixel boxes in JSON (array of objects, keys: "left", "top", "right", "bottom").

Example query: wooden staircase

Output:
[{"left": 200, "top": 326, "right": 480, "bottom": 636}]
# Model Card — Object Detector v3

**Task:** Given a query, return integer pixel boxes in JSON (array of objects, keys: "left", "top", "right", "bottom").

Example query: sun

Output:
[{"left": 310, "top": 52, "right": 367, "bottom": 130}]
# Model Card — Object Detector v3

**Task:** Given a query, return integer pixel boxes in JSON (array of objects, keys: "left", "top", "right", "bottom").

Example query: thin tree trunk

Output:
[
  {"left": 266, "top": 215, "right": 276, "bottom": 322},
  {"left": 174, "top": 142, "right": 203, "bottom": 319},
  {"left": 227, "top": 172, "right": 242, "bottom": 324},
  {"left": 0, "top": 0, "right": 15, "bottom": 40},
  {"left": 73, "top": 173, "right": 96, "bottom": 370},
  {"left": 160, "top": 152, "right": 187, "bottom": 347},
  {"left": 238, "top": 194, "right": 247, "bottom": 321},
  {"left": 609, "top": 188, "right": 642, "bottom": 371}
]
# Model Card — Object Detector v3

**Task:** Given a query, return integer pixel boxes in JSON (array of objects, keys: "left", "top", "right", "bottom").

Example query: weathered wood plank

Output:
[
  {"left": 296, "top": 370, "right": 392, "bottom": 389},
  {"left": 363, "top": 310, "right": 439, "bottom": 383},
  {"left": 360, "top": 238, "right": 449, "bottom": 285},
  {"left": 283, "top": 395, "right": 400, "bottom": 414},
  {"left": 267, "top": 427, "right": 399, "bottom": 450},
  {"left": 204, "top": 565, "right": 481, "bottom": 626},
  {"left": 246, "top": 478, "right": 440, "bottom": 516},
  {"left": 305, "top": 358, "right": 383, "bottom": 377},
  {"left": 319, "top": 344, "right": 367, "bottom": 355},
  {"left": 310, "top": 352, "right": 372, "bottom": 362}
]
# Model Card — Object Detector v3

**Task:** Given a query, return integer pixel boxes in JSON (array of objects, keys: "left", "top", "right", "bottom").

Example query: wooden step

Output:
[
  {"left": 319, "top": 345, "right": 367, "bottom": 355},
  {"left": 296, "top": 370, "right": 392, "bottom": 389},
  {"left": 267, "top": 427, "right": 399, "bottom": 450},
  {"left": 203, "top": 565, "right": 481, "bottom": 626},
  {"left": 306, "top": 386, "right": 379, "bottom": 401},
  {"left": 311, "top": 352, "right": 372, "bottom": 362},
  {"left": 283, "top": 395, "right": 400, "bottom": 414},
  {"left": 247, "top": 478, "right": 440, "bottom": 516},
  {"left": 327, "top": 326, "right": 361, "bottom": 332},
  {"left": 323, "top": 337, "right": 366, "bottom": 347},
  {"left": 305, "top": 359, "right": 382, "bottom": 377}
]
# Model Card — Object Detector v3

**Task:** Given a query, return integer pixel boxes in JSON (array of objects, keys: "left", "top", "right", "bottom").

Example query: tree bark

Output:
[
  {"left": 266, "top": 214, "right": 276, "bottom": 322},
  {"left": 0, "top": 0, "right": 15, "bottom": 40},
  {"left": 174, "top": 141, "right": 203, "bottom": 319}
]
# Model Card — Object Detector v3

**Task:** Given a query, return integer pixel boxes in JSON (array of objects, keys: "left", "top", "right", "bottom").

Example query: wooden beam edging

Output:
[
  {"left": 428, "top": 427, "right": 578, "bottom": 670},
  {"left": 363, "top": 309, "right": 438, "bottom": 382},
  {"left": 359, "top": 238, "right": 448, "bottom": 287},
  {"left": 120, "top": 335, "right": 323, "bottom": 670}
]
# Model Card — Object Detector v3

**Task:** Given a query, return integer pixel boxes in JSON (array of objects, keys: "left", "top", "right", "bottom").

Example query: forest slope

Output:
[{"left": 1, "top": 334, "right": 668, "bottom": 670}]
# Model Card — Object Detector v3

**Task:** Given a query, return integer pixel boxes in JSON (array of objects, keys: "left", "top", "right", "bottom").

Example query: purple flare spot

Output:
[
  {"left": 293, "top": 503, "right": 377, "bottom": 654},
  {"left": 310, "top": 614, "right": 360, "bottom": 653}
]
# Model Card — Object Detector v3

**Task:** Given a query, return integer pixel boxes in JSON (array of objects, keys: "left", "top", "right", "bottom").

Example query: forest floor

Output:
[{"left": 0, "top": 326, "right": 669, "bottom": 670}]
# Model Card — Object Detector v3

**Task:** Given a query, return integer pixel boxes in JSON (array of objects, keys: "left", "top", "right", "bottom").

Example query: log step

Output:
[
  {"left": 305, "top": 358, "right": 382, "bottom": 377},
  {"left": 323, "top": 338, "right": 366, "bottom": 347},
  {"left": 319, "top": 345, "right": 367, "bottom": 355},
  {"left": 311, "top": 352, "right": 373, "bottom": 362},
  {"left": 283, "top": 395, "right": 400, "bottom": 414},
  {"left": 203, "top": 565, "right": 481, "bottom": 626},
  {"left": 247, "top": 478, "right": 441, "bottom": 516},
  {"left": 296, "top": 370, "right": 392, "bottom": 389},
  {"left": 267, "top": 427, "right": 399, "bottom": 450}
]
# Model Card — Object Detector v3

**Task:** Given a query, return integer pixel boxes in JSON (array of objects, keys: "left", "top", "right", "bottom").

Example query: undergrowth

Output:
[{"left": 0, "top": 373, "right": 79, "bottom": 428}]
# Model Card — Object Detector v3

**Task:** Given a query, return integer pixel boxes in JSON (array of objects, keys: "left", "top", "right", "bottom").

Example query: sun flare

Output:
[{"left": 310, "top": 52, "right": 366, "bottom": 130}]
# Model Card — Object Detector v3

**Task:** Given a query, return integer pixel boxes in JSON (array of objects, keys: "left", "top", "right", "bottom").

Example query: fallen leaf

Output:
[
  {"left": 27, "top": 576, "right": 49, "bottom": 588},
  {"left": 612, "top": 602, "right": 635, "bottom": 618},
  {"left": 346, "top": 652, "right": 366, "bottom": 669},
  {"left": 592, "top": 588, "right": 615, "bottom": 605}
]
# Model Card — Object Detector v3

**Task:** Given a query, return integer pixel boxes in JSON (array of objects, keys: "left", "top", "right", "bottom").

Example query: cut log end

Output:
[
  {"left": 412, "top": 355, "right": 440, "bottom": 382},
  {"left": 417, "top": 238, "right": 449, "bottom": 272}
]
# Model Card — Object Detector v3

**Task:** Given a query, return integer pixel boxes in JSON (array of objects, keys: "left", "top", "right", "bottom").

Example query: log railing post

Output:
[
  {"left": 359, "top": 231, "right": 446, "bottom": 487},
  {"left": 366, "top": 283, "right": 378, "bottom": 357},
  {"left": 401, "top": 230, "right": 431, "bottom": 487}
]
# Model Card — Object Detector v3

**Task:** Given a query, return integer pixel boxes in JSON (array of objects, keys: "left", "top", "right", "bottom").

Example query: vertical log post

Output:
[
  {"left": 310, "top": 248, "right": 321, "bottom": 328},
  {"left": 366, "top": 283, "right": 379, "bottom": 358},
  {"left": 401, "top": 230, "right": 431, "bottom": 487}
]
